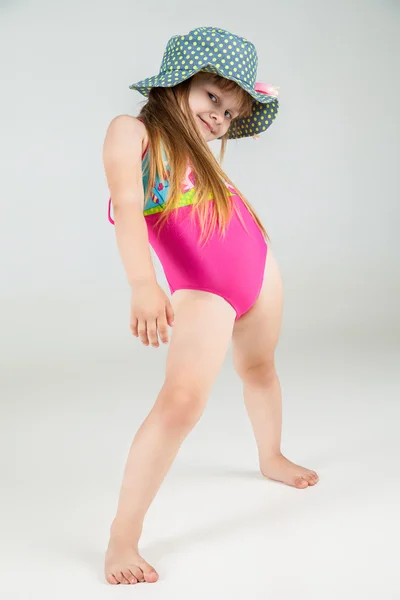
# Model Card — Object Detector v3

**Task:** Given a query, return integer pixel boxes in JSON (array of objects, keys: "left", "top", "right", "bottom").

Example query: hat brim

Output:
[{"left": 129, "top": 66, "right": 278, "bottom": 139}]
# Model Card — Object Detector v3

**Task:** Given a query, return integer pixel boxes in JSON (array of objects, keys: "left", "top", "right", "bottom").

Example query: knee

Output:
[
  {"left": 239, "top": 359, "right": 277, "bottom": 387},
  {"left": 154, "top": 383, "right": 205, "bottom": 429}
]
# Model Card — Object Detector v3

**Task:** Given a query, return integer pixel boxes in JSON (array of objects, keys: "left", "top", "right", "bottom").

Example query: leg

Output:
[
  {"left": 105, "top": 290, "right": 236, "bottom": 584},
  {"left": 232, "top": 247, "right": 319, "bottom": 489}
]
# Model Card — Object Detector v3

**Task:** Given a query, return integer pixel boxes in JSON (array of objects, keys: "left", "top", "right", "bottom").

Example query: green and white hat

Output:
[{"left": 129, "top": 26, "right": 279, "bottom": 139}]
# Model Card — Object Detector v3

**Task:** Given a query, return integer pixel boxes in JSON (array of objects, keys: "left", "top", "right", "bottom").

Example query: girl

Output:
[{"left": 103, "top": 26, "right": 319, "bottom": 586}]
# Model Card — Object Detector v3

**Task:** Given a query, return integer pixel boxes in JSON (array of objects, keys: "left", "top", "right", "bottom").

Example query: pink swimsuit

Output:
[{"left": 108, "top": 139, "right": 267, "bottom": 321}]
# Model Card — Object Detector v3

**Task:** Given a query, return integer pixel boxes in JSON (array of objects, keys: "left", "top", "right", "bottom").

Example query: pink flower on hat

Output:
[{"left": 254, "top": 82, "right": 279, "bottom": 97}]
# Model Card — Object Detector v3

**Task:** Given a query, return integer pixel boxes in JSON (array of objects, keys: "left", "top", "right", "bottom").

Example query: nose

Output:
[{"left": 210, "top": 110, "right": 223, "bottom": 126}]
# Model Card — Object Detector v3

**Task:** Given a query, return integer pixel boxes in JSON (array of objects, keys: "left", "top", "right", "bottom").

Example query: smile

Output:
[{"left": 198, "top": 116, "right": 213, "bottom": 133}]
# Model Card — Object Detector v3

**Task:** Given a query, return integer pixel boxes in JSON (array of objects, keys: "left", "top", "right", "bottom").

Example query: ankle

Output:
[
  {"left": 260, "top": 450, "right": 283, "bottom": 461},
  {"left": 110, "top": 516, "right": 143, "bottom": 542}
]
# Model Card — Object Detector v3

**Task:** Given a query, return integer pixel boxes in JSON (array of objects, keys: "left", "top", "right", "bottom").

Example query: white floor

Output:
[{"left": 2, "top": 293, "right": 399, "bottom": 599}]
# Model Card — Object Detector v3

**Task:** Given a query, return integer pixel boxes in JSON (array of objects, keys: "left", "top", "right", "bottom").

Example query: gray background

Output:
[{"left": 1, "top": 0, "right": 399, "bottom": 598}]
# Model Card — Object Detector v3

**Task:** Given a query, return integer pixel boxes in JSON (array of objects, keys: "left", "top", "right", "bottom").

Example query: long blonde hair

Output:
[{"left": 138, "top": 72, "right": 270, "bottom": 246}]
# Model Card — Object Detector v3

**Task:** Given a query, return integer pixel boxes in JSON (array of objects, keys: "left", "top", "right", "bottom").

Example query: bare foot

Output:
[
  {"left": 105, "top": 535, "right": 159, "bottom": 585},
  {"left": 260, "top": 453, "right": 319, "bottom": 489}
]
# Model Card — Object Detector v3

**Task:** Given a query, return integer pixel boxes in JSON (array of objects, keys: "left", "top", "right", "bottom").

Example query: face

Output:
[{"left": 187, "top": 75, "right": 242, "bottom": 141}]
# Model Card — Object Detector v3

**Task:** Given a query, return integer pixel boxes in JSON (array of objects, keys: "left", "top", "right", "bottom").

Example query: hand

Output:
[{"left": 130, "top": 280, "right": 175, "bottom": 347}]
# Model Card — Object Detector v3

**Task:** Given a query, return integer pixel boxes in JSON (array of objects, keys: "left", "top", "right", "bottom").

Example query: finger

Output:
[
  {"left": 146, "top": 319, "right": 159, "bottom": 347},
  {"left": 156, "top": 315, "right": 169, "bottom": 344},
  {"left": 165, "top": 302, "right": 175, "bottom": 326},
  {"left": 137, "top": 319, "right": 149, "bottom": 346},
  {"left": 130, "top": 317, "right": 138, "bottom": 337}
]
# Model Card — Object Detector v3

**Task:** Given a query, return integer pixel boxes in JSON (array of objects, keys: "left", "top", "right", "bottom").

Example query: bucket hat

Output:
[{"left": 129, "top": 26, "right": 279, "bottom": 139}]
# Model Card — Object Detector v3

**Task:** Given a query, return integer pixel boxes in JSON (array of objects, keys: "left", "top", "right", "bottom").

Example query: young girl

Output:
[{"left": 103, "top": 26, "right": 319, "bottom": 585}]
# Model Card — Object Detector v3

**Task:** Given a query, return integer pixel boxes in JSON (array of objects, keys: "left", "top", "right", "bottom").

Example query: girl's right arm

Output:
[
  {"left": 103, "top": 114, "right": 156, "bottom": 287},
  {"left": 103, "top": 115, "right": 174, "bottom": 347}
]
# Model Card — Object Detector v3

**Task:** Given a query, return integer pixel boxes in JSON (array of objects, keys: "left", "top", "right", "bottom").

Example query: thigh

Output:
[
  {"left": 232, "top": 247, "right": 284, "bottom": 375},
  {"left": 165, "top": 289, "right": 236, "bottom": 399}
]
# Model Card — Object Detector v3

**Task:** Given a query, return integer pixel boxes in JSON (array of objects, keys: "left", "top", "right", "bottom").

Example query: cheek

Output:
[
  {"left": 190, "top": 100, "right": 203, "bottom": 116},
  {"left": 188, "top": 91, "right": 201, "bottom": 112},
  {"left": 186, "top": 92, "right": 194, "bottom": 111}
]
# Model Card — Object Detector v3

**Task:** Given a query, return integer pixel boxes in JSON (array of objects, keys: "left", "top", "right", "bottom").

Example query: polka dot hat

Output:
[{"left": 129, "top": 26, "right": 279, "bottom": 140}]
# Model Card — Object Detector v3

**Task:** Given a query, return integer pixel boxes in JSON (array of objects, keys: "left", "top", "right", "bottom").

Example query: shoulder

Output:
[{"left": 104, "top": 114, "right": 149, "bottom": 157}]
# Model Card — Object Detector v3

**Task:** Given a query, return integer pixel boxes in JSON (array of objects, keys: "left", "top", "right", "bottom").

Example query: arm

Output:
[{"left": 103, "top": 115, "right": 157, "bottom": 289}]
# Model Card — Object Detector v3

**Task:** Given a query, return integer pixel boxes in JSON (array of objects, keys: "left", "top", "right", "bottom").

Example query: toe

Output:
[
  {"left": 113, "top": 571, "right": 125, "bottom": 584},
  {"left": 144, "top": 570, "right": 159, "bottom": 583},
  {"left": 139, "top": 562, "right": 159, "bottom": 583},
  {"left": 120, "top": 572, "right": 130, "bottom": 584},
  {"left": 129, "top": 565, "right": 145, "bottom": 582},
  {"left": 106, "top": 573, "right": 119, "bottom": 585},
  {"left": 123, "top": 569, "right": 135, "bottom": 583},
  {"left": 305, "top": 473, "right": 316, "bottom": 485},
  {"left": 294, "top": 476, "right": 309, "bottom": 488}
]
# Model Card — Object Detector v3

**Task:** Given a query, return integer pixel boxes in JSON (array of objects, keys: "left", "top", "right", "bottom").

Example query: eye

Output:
[{"left": 208, "top": 92, "right": 233, "bottom": 119}]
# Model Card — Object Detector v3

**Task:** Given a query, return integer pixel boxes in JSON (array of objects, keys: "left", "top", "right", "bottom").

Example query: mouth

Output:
[{"left": 198, "top": 116, "right": 214, "bottom": 134}]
